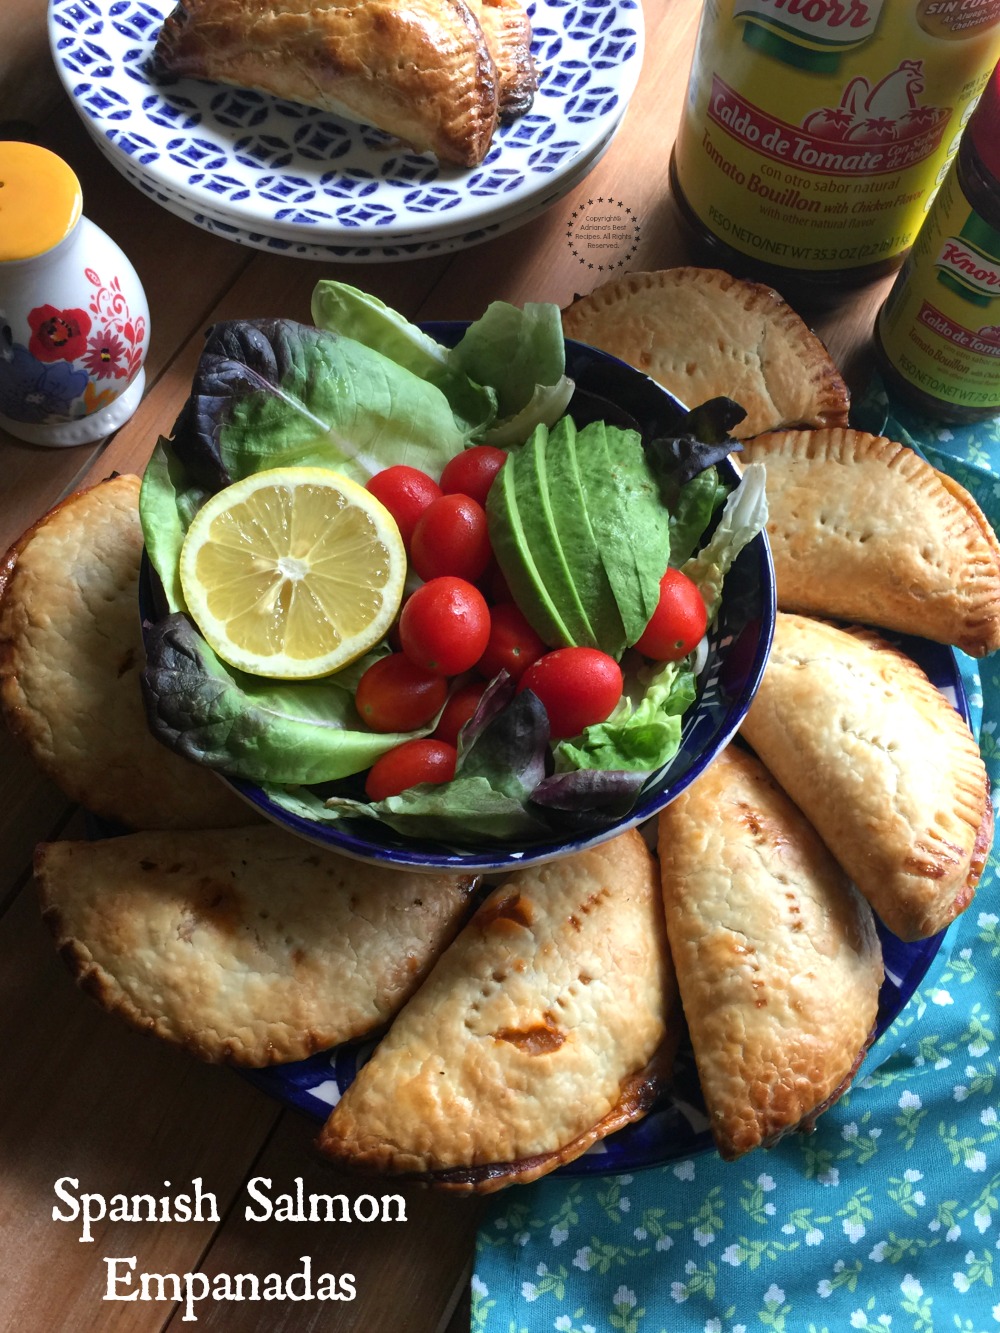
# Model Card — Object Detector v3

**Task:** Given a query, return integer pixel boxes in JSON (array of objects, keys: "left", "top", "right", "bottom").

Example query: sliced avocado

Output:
[
  {"left": 574, "top": 422, "right": 671, "bottom": 644},
  {"left": 511, "top": 425, "right": 597, "bottom": 647},
  {"left": 544, "top": 418, "right": 628, "bottom": 658},
  {"left": 485, "top": 454, "right": 574, "bottom": 648}
]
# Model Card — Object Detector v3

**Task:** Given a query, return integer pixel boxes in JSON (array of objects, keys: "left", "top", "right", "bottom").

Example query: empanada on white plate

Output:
[
  {"left": 741, "top": 613, "right": 993, "bottom": 942},
  {"left": 152, "top": 0, "right": 501, "bottom": 166},
  {"left": 657, "top": 744, "right": 883, "bottom": 1161},
  {"left": 316, "top": 829, "right": 678, "bottom": 1191},
  {"left": 34, "top": 826, "right": 477, "bottom": 1065},
  {"left": 743, "top": 428, "right": 1000, "bottom": 657},
  {"left": 561, "top": 268, "right": 850, "bottom": 439}
]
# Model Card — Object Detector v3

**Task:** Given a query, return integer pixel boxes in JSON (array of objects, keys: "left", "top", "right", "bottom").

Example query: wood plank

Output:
[
  {"left": 0, "top": 871, "right": 281, "bottom": 1332},
  {"left": 162, "top": 1112, "right": 485, "bottom": 1332}
]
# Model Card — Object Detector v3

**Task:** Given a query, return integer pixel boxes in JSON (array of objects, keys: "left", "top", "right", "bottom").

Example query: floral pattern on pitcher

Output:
[{"left": 0, "top": 266, "right": 146, "bottom": 425}]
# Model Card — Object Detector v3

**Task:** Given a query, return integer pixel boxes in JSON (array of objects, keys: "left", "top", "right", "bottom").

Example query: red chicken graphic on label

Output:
[{"left": 802, "top": 60, "right": 948, "bottom": 144}]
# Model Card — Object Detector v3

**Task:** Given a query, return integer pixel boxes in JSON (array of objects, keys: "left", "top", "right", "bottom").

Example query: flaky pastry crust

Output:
[
  {"left": 741, "top": 613, "right": 993, "bottom": 941},
  {"left": 561, "top": 268, "right": 850, "bottom": 439},
  {"left": 152, "top": 0, "right": 501, "bottom": 166},
  {"left": 743, "top": 428, "right": 1000, "bottom": 657},
  {"left": 657, "top": 745, "right": 883, "bottom": 1160},
  {"left": 316, "top": 829, "right": 678, "bottom": 1191},
  {"left": 34, "top": 827, "right": 477, "bottom": 1065},
  {"left": 0, "top": 474, "right": 253, "bottom": 831}
]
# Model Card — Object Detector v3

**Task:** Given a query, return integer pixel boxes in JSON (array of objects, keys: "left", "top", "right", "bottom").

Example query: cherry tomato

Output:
[
  {"left": 476, "top": 601, "right": 546, "bottom": 683},
  {"left": 633, "top": 569, "right": 708, "bottom": 661},
  {"left": 365, "top": 739, "right": 457, "bottom": 802},
  {"left": 440, "top": 446, "right": 508, "bottom": 507},
  {"left": 432, "top": 679, "right": 488, "bottom": 746},
  {"left": 366, "top": 466, "right": 441, "bottom": 547},
  {"left": 517, "top": 647, "right": 623, "bottom": 739},
  {"left": 410, "top": 493, "right": 492, "bottom": 582},
  {"left": 399, "top": 577, "right": 491, "bottom": 676},
  {"left": 355, "top": 653, "right": 447, "bottom": 732}
]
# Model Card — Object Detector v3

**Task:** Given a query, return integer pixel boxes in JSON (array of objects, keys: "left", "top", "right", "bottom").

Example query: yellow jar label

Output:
[
  {"left": 878, "top": 168, "right": 1000, "bottom": 409},
  {"left": 673, "top": 0, "right": 1000, "bottom": 270}
]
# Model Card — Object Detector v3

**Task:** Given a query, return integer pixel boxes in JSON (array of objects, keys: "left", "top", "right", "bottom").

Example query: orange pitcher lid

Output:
[{"left": 0, "top": 141, "right": 83, "bottom": 262}]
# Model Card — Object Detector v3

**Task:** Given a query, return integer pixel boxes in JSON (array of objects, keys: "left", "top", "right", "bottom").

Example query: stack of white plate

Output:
[{"left": 48, "top": 0, "right": 644, "bottom": 263}]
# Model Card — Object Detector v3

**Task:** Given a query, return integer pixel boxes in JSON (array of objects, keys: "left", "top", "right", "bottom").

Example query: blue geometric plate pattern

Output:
[
  {"left": 48, "top": 0, "right": 643, "bottom": 241},
  {"left": 242, "top": 632, "right": 967, "bottom": 1175},
  {"left": 78, "top": 106, "right": 623, "bottom": 262}
]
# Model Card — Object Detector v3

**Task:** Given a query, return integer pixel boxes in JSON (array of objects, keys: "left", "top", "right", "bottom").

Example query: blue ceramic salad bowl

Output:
[{"left": 139, "top": 302, "right": 775, "bottom": 875}]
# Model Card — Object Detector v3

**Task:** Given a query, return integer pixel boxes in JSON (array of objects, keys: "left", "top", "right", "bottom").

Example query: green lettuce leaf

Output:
[
  {"left": 451, "top": 300, "right": 574, "bottom": 442},
  {"left": 142, "top": 614, "right": 414, "bottom": 784},
  {"left": 554, "top": 658, "right": 697, "bottom": 773},
  {"left": 682, "top": 462, "right": 769, "bottom": 621},
  {"left": 310, "top": 280, "right": 498, "bottom": 439}
]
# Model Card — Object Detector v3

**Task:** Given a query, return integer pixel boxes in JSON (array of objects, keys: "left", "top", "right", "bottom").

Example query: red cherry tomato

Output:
[
  {"left": 517, "top": 647, "right": 623, "bottom": 739},
  {"left": 410, "top": 493, "right": 492, "bottom": 582},
  {"left": 633, "top": 569, "right": 708, "bottom": 662},
  {"left": 399, "top": 577, "right": 491, "bottom": 676},
  {"left": 476, "top": 601, "right": 546, "bottom": 683},
  {"left": 365, "top": 739, "right": 457, "bottom": 801},
  {"left": 355, "top": 653, "right": 448, "bottom": 732},
  {"left": 366, "top": 466, "right": 442, "bottom": 548},
  {"left": 432, "top": 679, "right": 488, "bottom": 746},
  {"left": 440, "top": 446, "right": 508, "bottom": 507}
]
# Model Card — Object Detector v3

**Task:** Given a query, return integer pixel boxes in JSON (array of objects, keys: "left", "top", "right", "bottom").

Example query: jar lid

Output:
[
  {"left": 968, "top": 64, "right": 1000, "bottom": 185},
  {"left": 0, "top": 142, "right": 83, "bottom": 262}
]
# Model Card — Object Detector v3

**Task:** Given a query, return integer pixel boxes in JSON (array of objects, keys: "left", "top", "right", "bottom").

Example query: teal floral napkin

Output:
[{"left": 471, "top": 383, "right": 1000, "bottom": 1333}]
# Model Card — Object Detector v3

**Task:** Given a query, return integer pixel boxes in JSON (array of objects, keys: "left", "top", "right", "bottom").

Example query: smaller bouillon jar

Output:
[
  {"left": 0, "top": 141, "right": 149, "bottom": 446},
  {"left": 875, "top": 63, "right": 1000, "bottom": 421}
]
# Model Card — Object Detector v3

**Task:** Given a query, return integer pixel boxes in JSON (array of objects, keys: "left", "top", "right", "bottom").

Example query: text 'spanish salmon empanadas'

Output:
[
  {"left": 152, "top": 0, "right": 506, "bottom": 166},
  {"left": 0, "top": 475, "right": 254, "bottom": 831},
  {"left": 741, "top": 613, "right": 993, "bottom": 942},
  {"left": 561, "top": 268, "right": 850, "bottom": 439},
  {"left": 743, "top": 429, "right": 1000, "bottom": 657},
  {"left": 34, "top": 826, "right": 477, "bottom": 1065},
  {"left": 317, "top": 830, "right": 679, "bottom": 1192},
  {"left": 657, "top": 745, "right": 883, "bottom": 1161}
]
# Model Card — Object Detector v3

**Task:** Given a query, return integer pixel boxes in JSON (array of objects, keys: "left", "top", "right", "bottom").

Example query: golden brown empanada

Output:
[
  {"left": 741, "top": 613, "right": 993, "bottom": 941},
  {"left": 34, "top": 826, "right": 477, "bottom": 1066},
  {"left": 561, "top": 268, "right": 850, "bottom": 439},
  {"left": 152, "top": 0, "right": 500, "bottom": 167},
  {"left": 0, "top": 475, "right": 254, "bottom": 831},
  {"left": 467, "top": 0, "right": 536, "bottom": 120},
  {"left": 657, "top": 744, "right": 883, "bottom": 1161},
  {"left": 316, "top": 829, "right": 679, "bottom": 1191},
  {"left": 743, "top": 429, "right": 1000, "bottom": 657}
]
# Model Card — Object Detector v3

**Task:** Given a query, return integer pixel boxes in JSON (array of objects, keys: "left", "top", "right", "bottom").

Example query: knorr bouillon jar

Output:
[
  {"left": 669, "top": 0, "right": 1000, "bottom": 290},
  {"left": 875, "top": 61, "right": 1000, "bottom": 418}
]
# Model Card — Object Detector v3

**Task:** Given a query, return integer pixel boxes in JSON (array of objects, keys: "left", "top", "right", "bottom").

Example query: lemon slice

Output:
[{"left": 179, "top": 467, "right": 406, "bottom": 679}]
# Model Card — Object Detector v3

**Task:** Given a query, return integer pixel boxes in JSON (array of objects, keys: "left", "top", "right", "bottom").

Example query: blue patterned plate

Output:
[
  {"left": 78, "top": 106, "right": 622, "bottom": 261},
  {"left": 48, "top": 0, "right": 643, "bottom": 242},
  {"left": 242, "top": 632, "right": 967, "bottom": 1174}
]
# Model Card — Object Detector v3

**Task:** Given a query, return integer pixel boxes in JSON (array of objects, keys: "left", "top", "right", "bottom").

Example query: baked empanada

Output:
[
  {"left": 34, "top": 826, "right": 477, "bottom": 1065},
  {"left": 467, "top": 0, "right": 536, "bottom": 120},
  {"left": 0, "top": 475, "right": 254, "bottom": 831},
  {"left": 152, "top": 0, "right": 500, "bottom": 167},
  {"left": 743, "top": 428, "right": 1000, "bottom": 657},
  {"left": 657, "top": 744, "right": 883, "bottom": 1161},
  {"left": 741, "top": 613, "right": 992, "bottom": 941},
  {"left": 316, "top": 829, "right": 679, "bottom": 1191},
  {"left": 561, "top": 268, "right": 850, "bottom": 439}
]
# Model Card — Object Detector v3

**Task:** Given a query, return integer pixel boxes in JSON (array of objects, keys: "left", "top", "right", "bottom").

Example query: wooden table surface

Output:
[{"left": 0, "top": 2, "right": 897, "bottom": 1328}]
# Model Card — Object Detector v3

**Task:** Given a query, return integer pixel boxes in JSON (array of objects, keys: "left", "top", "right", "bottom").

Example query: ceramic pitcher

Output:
[{"left": 0, "top": 141, "right": 149, "bottom": 447}]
